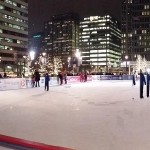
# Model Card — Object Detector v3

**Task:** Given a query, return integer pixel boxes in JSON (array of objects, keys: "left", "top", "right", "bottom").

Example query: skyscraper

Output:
[
  {"left": 79, "top": 15, "right": 121, "bottom": 70},
  {"left": 0, "top": 0, "right": 28, "bottom": 75},
  {"left": 122, "top": 0, "right": 150, "bottom": 60},
  {"left": 44, "top": 13, "right": 79, "bottom": 66}
]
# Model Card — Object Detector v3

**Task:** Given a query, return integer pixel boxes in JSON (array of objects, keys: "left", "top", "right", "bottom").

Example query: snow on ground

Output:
[{"left": 0, "top": 80, "right": 150, "bottom": 150}]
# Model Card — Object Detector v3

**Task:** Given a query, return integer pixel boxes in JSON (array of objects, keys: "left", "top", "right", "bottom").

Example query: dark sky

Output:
[{"left": 29, "top": 0, "right": 121, "bottom": 34}]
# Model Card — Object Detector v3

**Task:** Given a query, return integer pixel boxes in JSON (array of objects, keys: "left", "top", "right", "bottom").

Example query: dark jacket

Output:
[
  {"left": 140, "top": 73, "right": 146, "bottom": 86},
  {"left": 34, "top": 71, "right": 40, "bottom": 81},
  {"left": 45, "top": 74, "right": 50, "bottom": 82}
]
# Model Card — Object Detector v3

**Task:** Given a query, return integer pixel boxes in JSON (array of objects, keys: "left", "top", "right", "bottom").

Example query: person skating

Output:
[
  {"left": 45, "top": 73, "right": 50, "bottom": 91},
  {"left": 31, "top": 74, "right": 35, "bottom": 88},
  {"left": 84, "top": 72, "right": 87, "bottom": 82},
  {"left": 34, "top": 70, "right": 40, "bottom": 87},
  {"left": 140, "top": 69, "right": 146, "bottom": 98},
  {"left": 64, "top": 73, "right": 67, "bottom": 84},
  {"left": 132, "top": 71, "right": 136, "bottom": 86},
  {"left": 58, "top": 72, "right": 63, "bottom": 85}
]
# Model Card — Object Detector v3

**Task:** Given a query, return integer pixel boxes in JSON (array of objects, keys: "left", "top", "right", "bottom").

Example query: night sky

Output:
[{"left": 29, "top": 0, "right": 121, "bottom": 34}]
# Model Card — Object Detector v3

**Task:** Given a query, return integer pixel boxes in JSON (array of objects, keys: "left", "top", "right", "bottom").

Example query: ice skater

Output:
[
  {"left": 140, "top": 69, "right": 146, "bottom": 98},
  {"left": 132, "top": 71, "right": 136, "bottom": 86},
  {"left": 34, "top": 70, "right": 40, "bottom": 87},
  {"left": 45, "top": 73, "right": 50, "bottom": 91}
]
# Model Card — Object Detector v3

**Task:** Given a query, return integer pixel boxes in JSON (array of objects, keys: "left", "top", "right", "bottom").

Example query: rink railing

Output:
[
  {"left": 0, "top": 75, "right": 132, "bottom": 91},
  {"left": 0, "top": 134, "right": 74, "bottom": 150}
]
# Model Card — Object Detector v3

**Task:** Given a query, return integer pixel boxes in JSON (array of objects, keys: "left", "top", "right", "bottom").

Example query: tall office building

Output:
[
  {"left": 44, "top": 13, "right": 79, "bottom": 66},
  {"left": 79, "top": 15, "right": 121, "bottom": 70},
  {"left": 122, "top": 0, "right": 150, "bottom": 60},
  {"left": 0, "top": 0, "right": 28, "bottom": 74}
]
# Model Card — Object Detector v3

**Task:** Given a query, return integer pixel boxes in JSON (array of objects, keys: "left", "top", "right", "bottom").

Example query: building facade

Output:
[
  {"left": 44, "top": 13, "right": 79, "bottom": 67},
  {"left": 0, "top": 0, "right": 28, "bottom": 75},
  {"left": 79, "top": 15, "right": 121, "bottom": 71},
  {"left": 121, "top": 0, "right": 150, "bottom": 61}
]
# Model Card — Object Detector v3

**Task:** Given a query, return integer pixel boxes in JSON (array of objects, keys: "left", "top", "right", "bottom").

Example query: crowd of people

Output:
[{"left": 30, "top": 70, "right": 89, "bottom": 91}]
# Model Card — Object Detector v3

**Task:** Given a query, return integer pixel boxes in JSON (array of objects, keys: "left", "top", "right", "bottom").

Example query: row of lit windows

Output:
[
  {"left": 0, "top": 45, "right": 13, "bottom": 50},
  {"left": 83, "top": 54, "right": 119, "bottom": 59},
  {"left": 0, "top": 36, "right": 26, "bottom": 45},
  {"left": 142, "top": 11, "right": 150, "bottom": 15},
  {"left": 4, "top": 0, "right": 28, "bottom": 10},
  {"left": 0, "top": 21, "right": 27, "bottom": 31},
  {"left": 0, "top": 4, "right": 27, "bottom": 18},
  {"left": 0, "top": 12, "right": 28, "bottom": 24},
  {"left": 85, "top": 49, "right": 121, "bottom": 55},
  {"left": 144, "top": 5, "right": 149, "bottom": 9}
]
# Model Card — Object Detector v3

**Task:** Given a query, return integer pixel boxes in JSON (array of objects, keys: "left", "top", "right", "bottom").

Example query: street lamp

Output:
[
  {"left": 23, "top": 55, "right": 27, "bottom": 75},
  {"left": 125, "top": 55, "right": 128, "bottom": 73},
  {"left": 75, "top": 49, "right": 82, "bottom": 66},
  {"left": 42, "top": 52, "right": 46, "bottom": 57},
  {"left": 30, "top": 51, "right": 35, "bottom": 61}
]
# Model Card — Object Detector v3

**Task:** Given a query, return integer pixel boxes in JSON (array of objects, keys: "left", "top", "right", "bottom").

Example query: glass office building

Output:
[
  {"left": 0, "top": 0, "right": 28, "bottom": 75},
  {"left": 44, "top": 13, "right": 79, "bottom": 66},
  {"left": 122, "top": 0, "right": 150, "bottom": 60},
  {"left": 79, "top": 15, "right": 121, "bottom": 69}
]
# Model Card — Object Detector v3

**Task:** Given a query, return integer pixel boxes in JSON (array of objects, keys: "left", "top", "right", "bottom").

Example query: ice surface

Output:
[{"left": 0, "top": 80, "right": 150, "bottom": 150}]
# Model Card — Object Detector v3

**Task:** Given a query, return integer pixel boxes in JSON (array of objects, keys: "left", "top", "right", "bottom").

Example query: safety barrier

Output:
[
  {"left": 0, "top": 134, "right": 74, "bottom": 150},
  {"left": 0, "top": 75, "right": 132, "bottom": 91}
]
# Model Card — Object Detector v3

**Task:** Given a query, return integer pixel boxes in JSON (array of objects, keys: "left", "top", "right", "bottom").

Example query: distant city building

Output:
[
  {"left": 44, "top": 13, "right": 79, "bottom": 66},
  {"left": 121, "top": 0, "right": 150, "bottom": 60},
  {"left": 79, "top": 15, "right": 121, "bottom": 70},
  {"left": 0, "top": 0, "right": 28, "bottom": 74},
  {"left": 29, "top": 32, "right": 44, "bottom": 53}
]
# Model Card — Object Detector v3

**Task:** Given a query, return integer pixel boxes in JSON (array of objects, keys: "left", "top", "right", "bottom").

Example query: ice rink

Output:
[{"left": 0, "top": 80, "right": 150, "bottom": 150}]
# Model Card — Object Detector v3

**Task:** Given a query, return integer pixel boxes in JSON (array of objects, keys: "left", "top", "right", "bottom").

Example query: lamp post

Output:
[
  {"left": 30, "top": 51, "right": 35, "bottom": 61},
  {"left": 23, "top": 55, "right": 26, "bottom": 75},
  {"left": 125, "top": 55, "right": 128, "bottom": 73},
  {"left": 29, "top": 51, "right": 35, "bottom": 75},
  {"left": 75, "top": 49, "right": 82, "bottom": 73}
]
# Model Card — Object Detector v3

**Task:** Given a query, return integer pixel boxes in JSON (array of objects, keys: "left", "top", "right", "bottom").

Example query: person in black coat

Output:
[
  {"left": 34, "top": 70, "right": 40, "bottom": 87},
  {"left": 58, "top": 72, "right": 63, "bottom": 85},
  {"left": 140, "top": 69, "right": 146, "bottom": 98}
]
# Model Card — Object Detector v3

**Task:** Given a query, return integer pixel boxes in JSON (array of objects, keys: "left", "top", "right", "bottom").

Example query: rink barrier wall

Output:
[
  {"left": 0, "top": 134, "right": 74, "bottom": 150},
  {"left": 0, "top": 75, "right": 132, "bottom": 91}
]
